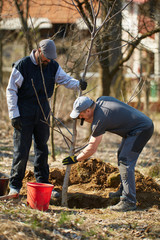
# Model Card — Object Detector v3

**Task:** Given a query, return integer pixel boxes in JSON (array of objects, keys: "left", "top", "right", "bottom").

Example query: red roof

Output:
[
  {"left": 2, "top": 0, "right": 80, "bottom": 24},
  {"left": 1, "top": 0, "right": 151, "bottom": 25},
  {"left": 133, "top": 0, "right": 149, "bottom": 3}
]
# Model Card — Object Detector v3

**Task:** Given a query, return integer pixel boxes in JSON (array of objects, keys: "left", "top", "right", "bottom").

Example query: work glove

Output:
[
  {"left": 62, "top": 156, "right": 78, "bottom": 165},
  {"left": 11, "top": 117, "right": 22, "bottom": 131},
  {"left": 79, "top": 79, "right": 87, "bottom": 90}
]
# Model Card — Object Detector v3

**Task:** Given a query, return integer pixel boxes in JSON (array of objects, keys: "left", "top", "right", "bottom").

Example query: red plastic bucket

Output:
[{"left": 27, "top": 182, "right": 54, "bottom": 211}]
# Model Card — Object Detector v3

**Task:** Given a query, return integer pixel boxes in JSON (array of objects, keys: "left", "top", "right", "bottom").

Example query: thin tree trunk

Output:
[
  {"left": 0, "top": 0, "right": 3, "bottom": 85},
  {"left": 61, "top": 119, "right": 77, "bottom": 207},
  {"left": 99, "top": 65, "right": 112, "bottom": 96},
  {"left": 144, "top": 79, "right": 150, "bottom": 113},
  {"left": 13, "top": 0, "right": 33, "bottom": 52},
  {"left": 0, "top": 36, "right": 2, "bottom": 85},
  {"left": 51, "top": 86, "right": 58, "bottom": 161}
]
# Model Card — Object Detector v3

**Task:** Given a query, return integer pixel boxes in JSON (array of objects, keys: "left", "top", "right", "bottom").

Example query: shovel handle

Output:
[{"left": 0, "top": 194, "right": 19, "bottom": 200}]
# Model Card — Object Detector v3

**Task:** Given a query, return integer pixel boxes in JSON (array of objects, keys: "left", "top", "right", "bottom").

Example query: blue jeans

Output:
[
  {"left": 9, "top": 114, "right": 50, "bottom": 190},
  {"left": 117, "top": 124, "right": 154, "bottom": 204}
]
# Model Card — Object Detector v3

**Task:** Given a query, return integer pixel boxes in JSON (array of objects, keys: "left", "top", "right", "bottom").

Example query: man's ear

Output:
[
  {"left": 37, "top": 48, "right": 42, "bottom": 57},
  {"left": 86, "top": 108, "right": 91, "bottom": 113}
]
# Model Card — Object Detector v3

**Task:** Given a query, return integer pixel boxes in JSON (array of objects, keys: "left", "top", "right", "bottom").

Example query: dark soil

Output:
[{"left": 21, "top": 158, "right": 160, "bottom": 210}]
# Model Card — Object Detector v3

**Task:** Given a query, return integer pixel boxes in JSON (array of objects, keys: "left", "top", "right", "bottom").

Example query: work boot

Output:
[
  {"left": 110, "top": 200, "right": 137, "bottom": 212},
  {"left": 51, "top": 189, "right": 60, "bottom": 199},
  {"left": 8, "top": 188, "right": 19, "bottom": 198},
  {"left": 109, "top": 189, "right": 122, "bottom": 198}
]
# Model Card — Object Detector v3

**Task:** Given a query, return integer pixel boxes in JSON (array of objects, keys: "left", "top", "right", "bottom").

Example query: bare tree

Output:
[{"left": 61, "top": 0, "right": 160, "bottom": 97}]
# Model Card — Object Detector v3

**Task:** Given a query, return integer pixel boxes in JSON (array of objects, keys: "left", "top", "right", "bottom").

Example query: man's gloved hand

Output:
[
  {"left": 62, "top": 156, "right": 78, "bottom": 165},
  {"left": 11, "top": 117, "right": 22, "bottom": 131},
  {"left": 80, "top": 79, "right": 87, "bottom": 90}
]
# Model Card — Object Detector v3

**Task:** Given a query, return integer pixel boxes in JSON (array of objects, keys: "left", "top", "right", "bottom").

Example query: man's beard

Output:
[
  {"left": 42, "top": 62, "right": 49, "bottom": 67},
  {"left": 38, "top": 57, "right": 49, "bottom": 66}
]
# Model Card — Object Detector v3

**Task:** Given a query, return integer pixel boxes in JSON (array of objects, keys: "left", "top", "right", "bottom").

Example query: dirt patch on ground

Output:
[{"left": 21, "top": 158, "right": 160, "bottom": 210}]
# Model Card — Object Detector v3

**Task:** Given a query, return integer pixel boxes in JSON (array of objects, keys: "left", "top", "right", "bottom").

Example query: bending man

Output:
[{"left": 62, "top": 96, "right": 153, "bottom": 211}]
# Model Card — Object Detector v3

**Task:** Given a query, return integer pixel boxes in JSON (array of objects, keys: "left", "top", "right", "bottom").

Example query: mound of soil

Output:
[{"left": 21, "top": 158, "right": 160, "bottom": 209}]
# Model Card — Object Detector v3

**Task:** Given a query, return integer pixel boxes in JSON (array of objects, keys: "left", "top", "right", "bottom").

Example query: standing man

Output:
[
  {"left": 6, "top": 39, "right": 87, "bottom": 198},
  {"left": 62, "top": 96, "right": 154, "bottom": 211}
]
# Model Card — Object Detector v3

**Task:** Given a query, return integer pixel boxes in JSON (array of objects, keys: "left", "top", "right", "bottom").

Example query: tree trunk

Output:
[
  {"left": 14, "top": 0, "right": 33, "bottom": 52},
  {"left": 96, "top": 0, "right": 122, "bottom": 96},
  {"left": 111, "top": 69, "right": 124, "bottom": 99},
  {"left": 0, "top": 35, "right": 2, "bottom": 85},
  {"left": 144, "top": 79, "right": 150, "bottom": 113},
  {"left": 99, "top": 64, "right": 111, "bottom": 96}
]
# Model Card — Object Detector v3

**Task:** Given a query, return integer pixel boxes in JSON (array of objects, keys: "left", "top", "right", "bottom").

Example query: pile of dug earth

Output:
[{"left": 21, "top": 158, "right": 160, "bottom": 209}]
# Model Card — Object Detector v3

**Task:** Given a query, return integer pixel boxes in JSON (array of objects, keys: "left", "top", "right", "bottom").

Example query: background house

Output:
[
  {"left": 0, "top": 0, "right": 160, "bottom": 106},
  {"left": 122, "top": 0, "right": 160, "bottom": 103}
]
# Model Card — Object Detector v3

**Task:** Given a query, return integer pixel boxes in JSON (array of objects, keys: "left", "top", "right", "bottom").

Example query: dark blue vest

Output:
[{"left": 14, "top": 56, "right": 59, "bottom": 118}]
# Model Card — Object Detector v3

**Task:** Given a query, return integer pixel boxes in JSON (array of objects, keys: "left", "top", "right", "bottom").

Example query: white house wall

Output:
[
  {"left": 122, "top": 1, "right": 160, "bottom": 79},
  {"left": 122, "top": 3, "right": 140, "bottom": 77},
  {"left": 122, "top": 3, "right": 139, "bottom": 37},
  {"left": 0, "top": 18, "right": 52, "bottom": 30}
]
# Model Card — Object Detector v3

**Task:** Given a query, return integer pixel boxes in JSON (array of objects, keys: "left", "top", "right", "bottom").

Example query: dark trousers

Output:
[
  {"left": 9, "top": 114, "right": 50, "bottom": 190},
  {"left": 117, "top": 124, "right": 154, "bottom": 204}
]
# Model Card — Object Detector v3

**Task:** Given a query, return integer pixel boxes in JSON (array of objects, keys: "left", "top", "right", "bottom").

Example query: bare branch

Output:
[
  {"left": 53, "top": 116, "right": 73, "bottom": 136},
  {"left": 74, "top": 143, "right": 88, "bottom": 154},
  {"left": 95, "top": 6, "right": 112, "bottom": 38},
  {"left": 95, "top": 0, "right": 101, "bottom": 18},
  {"left": 31, "top": 79, "right": 47, "bottom": 122},
  {"left": 54, "top": 119, "right": 71, "bottom": 149},
  {"left": 82, "top": 85, "right": 98, "bottom": 96},
  {"left": 127, "top": 78, "right": 145, "bottom": 104},
  {"left": 71, "top": 0, "right": 92, "bottom": 33},
  {"left": 95, "top": 0, "right": 132, "bottom": 38},
  {"left": 40, "top": 119, "right": 73, "bottom": 144},
  {"left": 111, "top": 26, "right": 160, "bottom": 76},
  {"left": 91, "top": 42, "right": 128, "bottom": 56}
]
